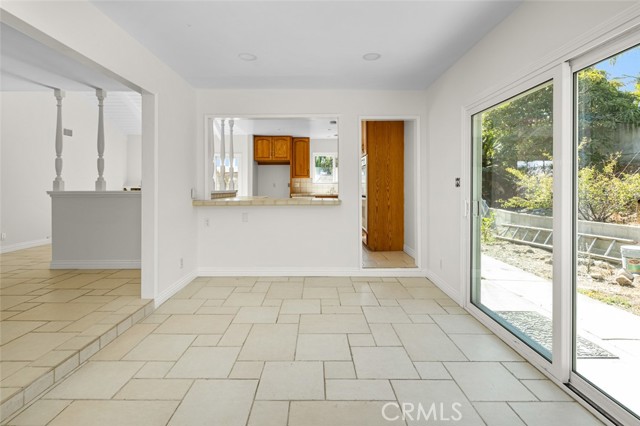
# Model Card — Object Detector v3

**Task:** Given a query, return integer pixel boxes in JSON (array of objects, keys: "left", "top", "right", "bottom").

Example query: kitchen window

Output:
[{"left": 312, "top": 152, "right": 338, "bottom": 184}]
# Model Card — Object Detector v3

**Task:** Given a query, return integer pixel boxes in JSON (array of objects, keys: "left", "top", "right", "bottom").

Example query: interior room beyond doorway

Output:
[{"left": 361, "top": 118, "right": 418, "bottom": 269}]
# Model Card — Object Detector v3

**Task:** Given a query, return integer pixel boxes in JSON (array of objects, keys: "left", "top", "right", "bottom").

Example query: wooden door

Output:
[
  {"left": 366, "top": 121, "right": 404, "bottom": 251},
  {"left": 272, "top": 136, "right": 291, "bottom": 161},
  {"left": 254, "top": 136, "right": 272, "bottom": 161},
  {"left": 361, "top": 120, "right": 367, "bottom": 156},
  {"left": 292, "top": 137, "right": 310, "bottom": 178}
]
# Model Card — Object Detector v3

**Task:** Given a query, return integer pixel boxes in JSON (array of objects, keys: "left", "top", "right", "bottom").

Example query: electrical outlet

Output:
[
  {"left": 0, "top": 233, "right": 6, "bottom": 241},
  {"left": 204, "top": 218, "right": 210, "bottom": 227},
  {"left": 179, "top": 258, "right": 184, "bottom": 269},
  {"left": 439, "top": 259, "right": 443, "bottom": 269},
  {"left": 242, "top": 212, "right": 249, "bottom": 223}
]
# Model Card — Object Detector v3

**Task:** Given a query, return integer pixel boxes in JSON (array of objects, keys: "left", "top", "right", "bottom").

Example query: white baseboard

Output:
[
  {"left": 155, "top": 270, "right": 198, "bottom": 307},
  {"left": 0, "top": 239, "right": 50, "bottom": 254},
  {"left": 197, "top": 266, "right": 428, "bottom": 277},
  {"left": 424, "top": 269, "right": 462, "bottom": 305},
  {"left": 403, "top": 245, "right": 416, "bottom": 258},
  {"left": 50, "top": 260, "right": 141, "bottom": 269}
]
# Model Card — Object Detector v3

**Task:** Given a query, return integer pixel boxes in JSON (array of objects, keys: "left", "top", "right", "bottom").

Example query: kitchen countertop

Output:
[
  {"left": 290, "top": 193, "right": 339, "bottom": 198},
  {"left": 193, "top": 196, "right": 341, "bottom": 206}
]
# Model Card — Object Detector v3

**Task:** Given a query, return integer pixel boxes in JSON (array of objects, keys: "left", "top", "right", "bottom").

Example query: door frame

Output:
[
  {"left": 358, "top": 116, "right": 422, "bottom": 272},
  {"left": 458, "top": 13, "right": 640, "bottom": 426}
]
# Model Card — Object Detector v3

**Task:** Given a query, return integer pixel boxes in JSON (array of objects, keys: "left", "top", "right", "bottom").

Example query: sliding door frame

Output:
[
  {"left": 459, "top": 9, "right": 640, "bottom": 426},
  {"left": 462, "top": 64, "right": 568, "bottom": 380},
  {"left": 568, "top": 29, "right": 640, "bottom": 426}
]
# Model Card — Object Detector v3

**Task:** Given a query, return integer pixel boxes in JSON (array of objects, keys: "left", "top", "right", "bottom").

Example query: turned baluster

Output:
[
  {"left": 220, "top": 119, "right": 226, "bottom": 191},
  {"left": 95, "top": 89, "right": 107, "bottom": 191},
  {"left": 208, "top": 117, "right": 216, "bottom": 193},
  {"left": 229, "top": 119, "right": 235, "bottom": 191},
  {"left": 52, "top": 89, "right": 65, "bottom": 191}
]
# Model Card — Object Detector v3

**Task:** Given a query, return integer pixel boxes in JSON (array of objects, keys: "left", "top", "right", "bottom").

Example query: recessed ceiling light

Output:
[
  {"left": 238, "top": 53, "right": 257, "bottom": 61},
  {"left": 363, "top": 53, "right": 381, "bottom": 61}
]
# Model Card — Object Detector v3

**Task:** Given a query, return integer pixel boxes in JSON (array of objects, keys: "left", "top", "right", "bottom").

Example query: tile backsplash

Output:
[{"left": 291, "top": 178, "right": 338, "bottom": 195}]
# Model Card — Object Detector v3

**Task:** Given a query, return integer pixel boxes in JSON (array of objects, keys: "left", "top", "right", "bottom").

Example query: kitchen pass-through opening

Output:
[{"left": 361, "top": 118, "right": 418, "bottom": 269}]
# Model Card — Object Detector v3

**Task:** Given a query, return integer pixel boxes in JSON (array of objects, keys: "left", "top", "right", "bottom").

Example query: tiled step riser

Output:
[{"left": 0, "top": 302, "right": 154, "bottom": 423}]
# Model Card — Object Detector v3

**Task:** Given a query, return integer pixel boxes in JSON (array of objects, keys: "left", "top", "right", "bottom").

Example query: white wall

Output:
[
  {"left": 196, "top": 90, "right": 427, "bottom": 272},
  {"left": 404, "top": 120, "right": 416, "bottom": 256},
  {"left": 424, "top": 1, "right": 636, "bottom": 302},
  {"left": 49, "top": 192, "right": 141, "bottom": 268},
  {"left": 0, "top": 91, "right": 129, "bottom": 251},
  {"left": 126, "top": 134, "right": 142, "bottom": 187},
  {"left": 2, "top": 0, "right": 198, "bottom": 300},
  {"left": 256, "top": 165, "right": 290, "bottom": 198}
]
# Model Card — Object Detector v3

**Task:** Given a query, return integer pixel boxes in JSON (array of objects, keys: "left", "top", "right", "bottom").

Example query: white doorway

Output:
[{"left": 360, "top": 117, "right": 420, "bottom": 269}]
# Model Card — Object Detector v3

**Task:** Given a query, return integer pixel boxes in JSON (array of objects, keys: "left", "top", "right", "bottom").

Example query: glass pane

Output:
[
  {"left": 472, "top": 82, "right": 554, "bottom": 360},
  {"left": 574, "top": 44, "right": 640, "bottom": 418}
]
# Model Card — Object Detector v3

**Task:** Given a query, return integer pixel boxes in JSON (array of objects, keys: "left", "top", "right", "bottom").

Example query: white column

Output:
[
  {"left": 208, "top": 117, "right": 216, "bottom": 193},
  {"left": 220, "top": 119, "right": 226, "bottom": 191},
  {"left": 229, "top": 119, "right": 235, "bottom": 191},
  {"left": 95, "top": 89, "right": 107, "bottom": 191},
  {"left": 52, "top": 89, "right": 65, "bottom": 191}
]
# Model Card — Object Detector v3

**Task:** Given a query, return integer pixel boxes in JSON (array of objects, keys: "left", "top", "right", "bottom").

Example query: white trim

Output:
[
  {"left": 571, "top": 28, "right": 640, "bottom": 72},
  {"left": 50, "top": 260, "right": 140, "bottom": 269},
  {"left": 47, "top": 191, "right": 141, "bottom": 198},
  {"left": 198, "top": 267, "right": 428, "bottom": 278},
  {"left": 141, "top": 92, "right": 158, "bottom": 301},
  {"left": 154, "top": 270, "right": 198, "bottom": 308},
  {"left": 569, "top": 374, "right": 640, "bottom": 426},
  {"left": 0, "top": 239, "right": 50, "bottom": 254},
  {"left": 552, "top": 61, "right": 573, "bottom": 383},
  {"left": 424, "top": 270, "right": 461, "bottom": 305},
  {"left": 403, "top": 244, "right": 416, "bottom": 259}
]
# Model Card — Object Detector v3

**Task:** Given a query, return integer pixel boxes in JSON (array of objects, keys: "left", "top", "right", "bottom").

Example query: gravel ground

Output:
[{"left": 482, "top": 239, "right": 640, "bottom": 316}]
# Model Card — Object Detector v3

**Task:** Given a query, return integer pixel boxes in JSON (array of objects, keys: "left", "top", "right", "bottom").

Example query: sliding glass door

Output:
[
  {"left": 471, "top": 82, "right": 555, "bottom": 360},
  {"left": 469, "top": 31, "right": 640, "bottom": 424},
  {"left": 573, "top": 43, "right": 640, "bottom": 419}
]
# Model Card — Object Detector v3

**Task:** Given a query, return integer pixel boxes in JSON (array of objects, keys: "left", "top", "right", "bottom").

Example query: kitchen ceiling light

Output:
[
  {"left": 363, "top": 53, "right": 381, "bottom": 61},
  {"left": 238, "top": 53, "right": 257, "bottom": 61}
]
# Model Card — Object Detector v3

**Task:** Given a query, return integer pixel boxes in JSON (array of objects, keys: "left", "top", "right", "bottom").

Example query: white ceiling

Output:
[
  {"left": 91, "top": 0, "right": 521, "bottom": 90},
  {"left": 215, "top": 117, "right": 338, "bottom": 139}
]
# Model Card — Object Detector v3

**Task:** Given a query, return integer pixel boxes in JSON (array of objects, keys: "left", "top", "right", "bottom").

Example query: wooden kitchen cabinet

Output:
[
  {"left": 253, "top": 136, "right": 291, "bottom": 164},
  {"left": 254, "top": 136, "right": 273, "bottom": 162},
  {"left": 291, "top": 137, "right": 310, "bottom": 178},
  {"left": 363, "top": 121, "right": 404, "bottom": 251}
]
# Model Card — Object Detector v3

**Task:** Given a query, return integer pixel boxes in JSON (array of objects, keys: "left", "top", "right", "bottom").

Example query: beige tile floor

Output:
[
  {"left": 2, "top": 273, "right": 603, "bottom": 426},
  {"left": 0, "top": 245, "right": 151, "bottom": 421},
  {"left": 363, "top": 245, "right": 417, "bottom": 269}
]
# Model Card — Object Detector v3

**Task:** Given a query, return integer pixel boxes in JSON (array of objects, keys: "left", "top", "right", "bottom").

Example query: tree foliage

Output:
[
  {"left": 482, "top": 65, "right": 640, "bottom": 223},
  {"left": 503, "top": 155, "right": 640, "bottom": 223}
]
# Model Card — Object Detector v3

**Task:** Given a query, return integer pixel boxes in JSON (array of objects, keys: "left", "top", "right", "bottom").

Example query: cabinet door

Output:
[
  {"left": 272, "top": 136, "right": 291, "bottom": 161},
  {"left": 254, "top": 136, "right": 272, "bottom": 161},
  {"left": 292, "top": 137, "right": 310, "bottom": 178}
]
